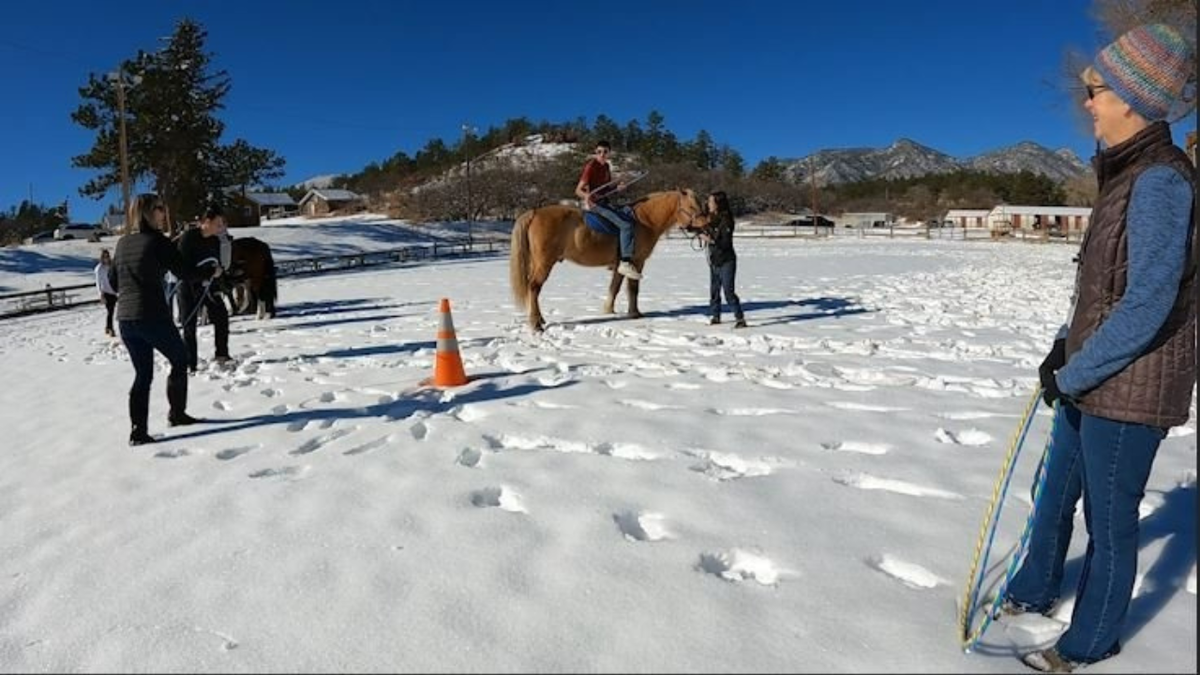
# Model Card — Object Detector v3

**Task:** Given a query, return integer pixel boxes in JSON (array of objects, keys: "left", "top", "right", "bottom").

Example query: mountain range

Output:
[
  {"left": 301, "top": 136, "right": 1093, "bottom": 194},
  {"left": 780, "top": 138, "right": 1091, "bottom": 186}
]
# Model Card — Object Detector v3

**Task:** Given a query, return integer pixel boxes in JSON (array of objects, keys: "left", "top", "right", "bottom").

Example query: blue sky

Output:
[{"left": 0, "top": 0, "right": 1178, "bottom": 223}]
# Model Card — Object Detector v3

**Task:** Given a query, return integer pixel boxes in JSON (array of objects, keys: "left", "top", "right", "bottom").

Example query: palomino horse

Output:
[
  {"left": 509, "top": 189, "right": 706, "bottom": 332},
  {"left": 227, "top": 236, "right": 278, "bottom": 319}
]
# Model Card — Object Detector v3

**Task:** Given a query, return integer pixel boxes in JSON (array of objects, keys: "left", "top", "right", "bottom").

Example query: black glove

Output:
[{"left": 1038, "top": 339, "right": 1067, "bottom": 408}]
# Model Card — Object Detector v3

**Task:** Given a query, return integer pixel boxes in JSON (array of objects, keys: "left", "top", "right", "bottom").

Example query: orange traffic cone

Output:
[{"left": 431, "top": 298, "right": 469, "bottom": 387}]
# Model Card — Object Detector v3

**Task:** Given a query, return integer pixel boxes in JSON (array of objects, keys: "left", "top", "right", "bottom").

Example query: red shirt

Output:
[{"left": 579, "top": 158, "right": 613, "bottom": 199}]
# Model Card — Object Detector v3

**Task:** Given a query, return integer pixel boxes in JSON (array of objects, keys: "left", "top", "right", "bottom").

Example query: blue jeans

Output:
[
  {"left": 709, "top": 260, "right": 743, "bottom": 321},
  {"left": 592, "top": 203, "right": 636, "bottom": 260},
  {"left": 1005, "top": 401, "right": 1166, "bottom": 663},
  {"left": 119, "top": 318, "right": 189, "bottom": 433}
]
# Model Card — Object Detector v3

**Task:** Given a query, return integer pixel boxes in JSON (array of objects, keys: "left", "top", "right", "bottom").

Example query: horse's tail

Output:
[
  {"left": 260, "top": 240, "right": 278, "bottom": 311},
  {"left": 509, "top": 209, "right": 535, "bottom": 310}
]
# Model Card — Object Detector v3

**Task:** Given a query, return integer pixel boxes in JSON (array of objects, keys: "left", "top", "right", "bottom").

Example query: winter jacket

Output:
[
  {"left": 704, "top": 211, "right": 737, "bottom": 267},
  {"left": 1059, "top": 121, "right": 1196, "bottom": 427},
  {"left": 110, "top": 226, "right": 194, "bottom": 323}
]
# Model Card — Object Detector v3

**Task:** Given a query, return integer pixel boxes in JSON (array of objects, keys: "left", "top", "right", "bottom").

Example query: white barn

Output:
[
  {"left": 837, "top": 212, "right": 895, "bottom": 228},
  {"left": 987, "top": 205, "right": 1092, "bottom": 233},
  {"left": 943, "top": 209, "right": 990, "bottom": 228}
]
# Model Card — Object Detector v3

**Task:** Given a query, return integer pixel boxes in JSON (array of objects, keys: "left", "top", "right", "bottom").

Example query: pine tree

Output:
[
  {"left": 215, "top": 139, "right": 287, "bottom": 200},
  {"left": 689, "top": 130, "right": 717, "bottom": 170},
  {"left": 643, "top": 110, "right": 668, "bottom": 161},
  {"left": 72, "top": 18, "right": 233, "bottom": 232},
  {"left": 592, "top": 114, "right": 623, "bottom": 148},
  {"left": 718, "top": 145, "right": 746, "bottom": 179},
  {"left": 751, "top": 156, "right": 787, "bottom": 182}
]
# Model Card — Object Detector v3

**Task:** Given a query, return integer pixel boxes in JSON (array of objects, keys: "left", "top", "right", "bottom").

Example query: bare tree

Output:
[{"left": 1063, "top": 173, "right": 1101, "bottom": 206}]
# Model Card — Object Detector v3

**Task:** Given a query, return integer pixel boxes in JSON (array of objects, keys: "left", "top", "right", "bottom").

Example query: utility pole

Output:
[
  {"left": 109, "top": 69, "right": 133, "bottom": 233},
  {"left": 809, "top": 156, "right": 820, "bottom": 236},
  {"left": 461, "top": 124, "right": 477, "bottom": 249}
]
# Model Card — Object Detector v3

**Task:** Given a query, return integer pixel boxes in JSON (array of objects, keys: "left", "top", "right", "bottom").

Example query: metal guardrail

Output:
[{"left": 0, "top": 238, "right": 509, "bottom": 321}]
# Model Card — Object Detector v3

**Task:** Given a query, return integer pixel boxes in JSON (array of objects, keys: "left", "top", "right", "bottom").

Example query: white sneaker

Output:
[{"left": 617, "top": 261, "right": 642, "bottom": 280}]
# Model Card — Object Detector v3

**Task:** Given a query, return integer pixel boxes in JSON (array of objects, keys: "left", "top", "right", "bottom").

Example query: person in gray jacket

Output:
[{"left": 109, "top": 194, "right": 221, "bottom": 445}]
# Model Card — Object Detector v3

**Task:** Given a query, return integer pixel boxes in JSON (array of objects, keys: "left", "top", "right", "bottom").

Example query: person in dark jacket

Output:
[
  {"left": 177, "top": 204, "right": 231, "bottom": 372},
  {"left": 109, "top": 193, "right": 220, "bottom": 446},
  {"left": 1001, "top": 24, "right": 1195, "bottom": 674},
  {"left": 700, "top": 191, "right": 746, "bottom": 328}
]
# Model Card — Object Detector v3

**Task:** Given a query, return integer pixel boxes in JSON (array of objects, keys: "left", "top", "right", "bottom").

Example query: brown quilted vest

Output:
[{"left": 1065, "top": 121, "right": 1197, "bottom": 428}]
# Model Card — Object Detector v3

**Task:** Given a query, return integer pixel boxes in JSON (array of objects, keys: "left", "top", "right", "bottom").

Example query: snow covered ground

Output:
[{"left": 0, "top": 233, "right": 1194, "bottom": 672}]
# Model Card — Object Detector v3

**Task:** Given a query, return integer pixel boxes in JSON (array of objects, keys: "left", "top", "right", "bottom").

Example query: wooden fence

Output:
[{"left": 0, "top": 238, "right": 507, "bottom": 321}]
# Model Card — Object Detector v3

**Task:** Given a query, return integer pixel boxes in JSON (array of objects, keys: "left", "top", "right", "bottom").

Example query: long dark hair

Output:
[
  {"left": 708, "top": 191, "right": 733, "bottom": 230},
  {"left": 709, "top": 191, "right": 732, "bottom": 217}
]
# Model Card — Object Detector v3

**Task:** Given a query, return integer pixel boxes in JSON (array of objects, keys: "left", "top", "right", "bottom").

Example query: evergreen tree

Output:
[
  {"left": 215, "top": 138, "right": 286, "bottom": 199},
  {"left": 688, "top": 129, "right": 717, "bottom": 170},
  {"left": 718, "top": 145, "right": 746, "bottom": 179},
  {"left": 592, "top": 114, "right": 623, "bottom": 148},
  {"left": 642, "top": 110, "right": 668, "bottom": 161},
  {"left": 751, "top": 156, "right": 787, "bottom": 182},
  {"left": 622, "top": 119, "right": 644, "bottom": 153},
  {"left": 72, "top": 18, "right": 233, "bottom": 231}
]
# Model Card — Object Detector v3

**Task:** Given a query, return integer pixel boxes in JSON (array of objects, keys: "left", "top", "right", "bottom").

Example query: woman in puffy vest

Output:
[{"left": 1001, "top": 24, "right": 1195, "bottom": 673}]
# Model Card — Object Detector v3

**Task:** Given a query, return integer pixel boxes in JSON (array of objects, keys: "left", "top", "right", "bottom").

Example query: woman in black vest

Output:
[{"left": 1002, "top": 24, "right": 1195, "bottom": 673}]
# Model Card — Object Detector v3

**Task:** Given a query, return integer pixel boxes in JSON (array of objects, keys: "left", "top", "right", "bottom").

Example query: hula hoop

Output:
[{"left": 958, "top": 388, "right": 1059, "bottom": 651}]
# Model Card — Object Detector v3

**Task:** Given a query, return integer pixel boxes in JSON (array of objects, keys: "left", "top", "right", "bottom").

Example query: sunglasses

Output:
[{"left": 1085, "top": 84, "right": 1110, "bottom": 100}]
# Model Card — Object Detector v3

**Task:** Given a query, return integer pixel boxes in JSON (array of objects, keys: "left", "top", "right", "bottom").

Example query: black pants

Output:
[
  {"left": 709, "top": 259, "right": 743, "bottom": 321},
  {"left": 178, "top": 282, "right": 229, "bottom": 370},
  {"left": 118, "top": 319, "right": 188, "bottom": 433},
  {"left": 102, "top": 293, "right": 117, "bottom": 334}
]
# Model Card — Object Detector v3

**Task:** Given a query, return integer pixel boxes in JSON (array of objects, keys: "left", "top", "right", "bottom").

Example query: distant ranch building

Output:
[
  {"left": 299, "top": 189, "right": 367, "bottom": 217},
  {"left": 225, "top": 192, "right": 299, "bottom": 227},
  {"left": 943, "top": 209, "right": 990, "bottom": 228},
  {"left": 837, "top": 211, "right": 896, "bottom": 228},
  {"left": 987, "top": 205, "right": 1092, "bottom": 234}
]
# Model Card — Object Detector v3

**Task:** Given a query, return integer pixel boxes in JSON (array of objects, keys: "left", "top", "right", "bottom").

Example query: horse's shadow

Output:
[
  {"left": 272, "top": 298, "right": 422, "bottom": 318},
  {"left": 279, "top": 312, "right": 421, "bottom": 332},
  {"left": 563, "top": 296, "right": 872, "bottom": 328},
  {"left": 164, "top": 369, "right": 568, "bottom": 443},
  {"left": 250, "top": 337, "right": 496, "bottom": 365}
]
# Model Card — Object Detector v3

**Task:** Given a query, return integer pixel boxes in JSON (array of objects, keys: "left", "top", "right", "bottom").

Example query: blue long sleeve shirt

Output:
[{"left": 1056, "top": 165, "right": 1194, "bottom": 397}]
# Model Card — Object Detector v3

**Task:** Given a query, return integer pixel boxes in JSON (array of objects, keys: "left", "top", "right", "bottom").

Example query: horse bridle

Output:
[{"left": 675, "top": 191, "right": 706, "bottom": 231}]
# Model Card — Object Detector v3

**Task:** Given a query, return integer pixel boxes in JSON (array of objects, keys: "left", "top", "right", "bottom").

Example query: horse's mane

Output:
[{"left": 628, "top": 190, "right": 686, "bottom": 208}]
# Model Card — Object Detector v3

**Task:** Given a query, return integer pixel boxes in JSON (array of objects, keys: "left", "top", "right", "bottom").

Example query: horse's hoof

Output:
[
  {"left": 628, "top": 312, "right": 643, "bottom": 320},
  {"left": 602, "top": 305, "right": 615, "bottom": 315}
]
